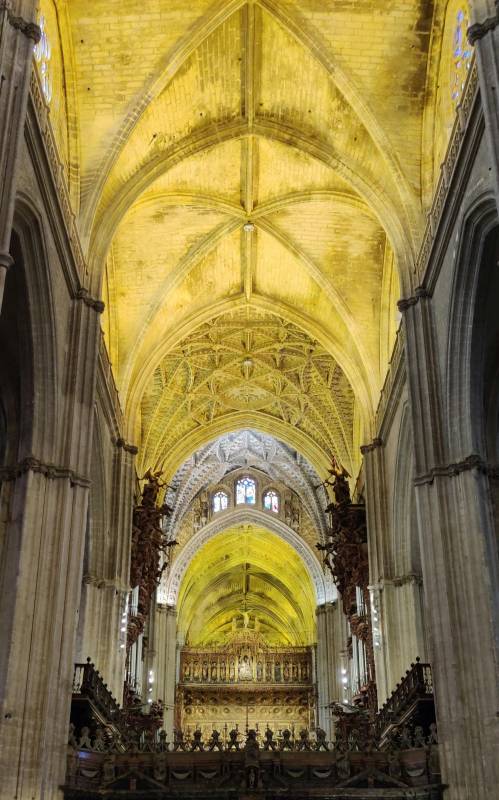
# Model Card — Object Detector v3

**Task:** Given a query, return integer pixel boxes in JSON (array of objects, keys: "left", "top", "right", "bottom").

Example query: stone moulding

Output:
[
  {"left": 468, "top": 12, "right": 499, "bottom": 45},
  {"left": 0, "top": 2, "right": 41, "bottom": 42},
  {"left": 414, "top": 58, "right": 479, "bottom": 285},
  {"left": 74, "top": 287, "right": 105, "bottom": 314},
  {"left": 114, "top": 437, "right": 138, "bottom": 455},
  {"left": 414, "top": 453, "right": 499, "bottom": 486},
  {"left": 0, "top": 456, "right": 90, "bottom": 487}
]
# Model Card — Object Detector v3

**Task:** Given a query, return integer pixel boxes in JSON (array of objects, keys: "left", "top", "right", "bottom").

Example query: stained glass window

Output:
[
  {"left": 263, "top": 490, "right": 279, "bottom": 513},
  {"left": 34, "top": 15, "right": 52, "bottom": 104},
  {"left": 450, "top": 9, "right": 472, "bottom": 107},
  {"left": 213, "top": 491, "right": 228, "bottom": 513},
  {"left": 236, "top": 477, "right": 256, "bottom": 505}
]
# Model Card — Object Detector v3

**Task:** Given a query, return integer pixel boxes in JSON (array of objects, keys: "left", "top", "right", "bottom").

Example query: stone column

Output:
[
  {"left": 401, "top": 294, "right": 499, "bottom": 799},
  {"left": 152, "top": 603, "right": 177, "bottom": 734},
  {"left": 75, "top": 438, "right": 136, "bottom": 701},
  {"left": 469, "top": 1, "right": 499, "bottom": 209},
  {"left": 315, "top": 601, "right": 343, "bottom": 739},
  {"left": 0, "top": 1, "right": 39, "bottom": 310},
  {"left": 0, "top": 300, "right": 101, "bottom": 799},
  {"left": 374, "top": 577, "right": 426, "bottom": 705},
  {"left": 361, "top": 439, "right": 388, "bottom": 705}
]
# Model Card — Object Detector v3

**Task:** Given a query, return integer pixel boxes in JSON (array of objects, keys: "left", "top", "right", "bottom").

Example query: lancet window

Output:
[
  {"left": 263, "top": 489, "right": 280, "bottom": 513},
  {"left": 212, "top": 491, "right": 229, "bottom": 513},
  {"left": 236, "top": 477, "right": 256, "bottom": 505},
  {"left": 451, "top": 8, "right": 472, "bottom": 107},
  {"left": 34, "top": 15, "right": 52, "bottom": 104}
]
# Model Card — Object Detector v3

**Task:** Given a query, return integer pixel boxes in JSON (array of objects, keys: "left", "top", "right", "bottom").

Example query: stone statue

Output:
[
  {"left": 68, "top": 722, "right": 78, "bottom": 749},
  {"left": 413, "top": 725, "right": 426, "bottom": 748},
  {"left": 428, "top": 722, "right": 438, "bottom": 745},
  {"left": 238, "top": 654, "right": 252, "bottom": 681},
  {"left": 79, "top": 726, "right": 92, "bottom": 750}
]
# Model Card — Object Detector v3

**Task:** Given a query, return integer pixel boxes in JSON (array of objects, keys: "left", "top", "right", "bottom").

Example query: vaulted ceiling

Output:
[
  {"left": 162, "top": 429, "right": 329, "bottom": 543},
  {"left": 176, "top": 525, "right": 316, "bottom": 645},
  {"left": 44, "top": 0, "right": 452, "bottom": 480}
]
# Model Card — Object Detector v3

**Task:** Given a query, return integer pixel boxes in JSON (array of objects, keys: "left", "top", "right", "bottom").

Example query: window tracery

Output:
[
  {"left": 236, "top": 477, "right": 256, "bottom": 505},
  {"left": 263, "top": 489, "right": 280, "bottom": 513},
  {"left": 212, "top": 491, "right": 229, "bottom": 513},
  {"left": 34, "top": 14, "right": 52, "bottom": 104},
  {"left": 450, "top": 8, "right": 472, "bottom": 107}
]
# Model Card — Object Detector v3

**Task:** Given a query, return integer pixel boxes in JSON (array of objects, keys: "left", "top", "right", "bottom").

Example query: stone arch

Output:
[
  {"left": 445, "top": 193, "right": 499, "bottom": 457},
  {"left": 163, "top": 507, "right": 336, "bottom": 607},
  {"left": 125, "top": 294, "right": 376, "bottom": 452},
  {"left": 8, "top": 197, "right": 59, "bottom": 460}
]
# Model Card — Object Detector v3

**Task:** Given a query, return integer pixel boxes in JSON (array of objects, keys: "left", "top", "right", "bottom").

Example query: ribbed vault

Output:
[
  {"left": 176, "top": 525, "right": 316, "bottom": 646},
  {"left": 162, "top": 429, "right": 329, "bottom": 542},
  {"left": 139, "top": 306, "right": 357, "bottom": 477}
]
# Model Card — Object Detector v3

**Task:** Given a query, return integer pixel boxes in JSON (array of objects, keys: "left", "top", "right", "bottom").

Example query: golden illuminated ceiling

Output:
[
  {"left": 39, "top": 0, "right": 456, "bottom": 479},
  {"left": 176, "top": 525, "right": 316, "bottom": 646},
  {"left": 140, "top": 308, "right": 355, "bottom": 476}
]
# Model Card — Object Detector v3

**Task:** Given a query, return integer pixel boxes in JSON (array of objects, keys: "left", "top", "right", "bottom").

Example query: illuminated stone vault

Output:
[{"left": 175, "top": 526, "right": 317, "bottom": 646}]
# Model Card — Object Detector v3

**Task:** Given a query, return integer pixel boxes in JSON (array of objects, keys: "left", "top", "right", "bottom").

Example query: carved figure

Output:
[
  {"left": 337, "top": 753, "right": 351, "bottom": 780},
  {"left": 315, "top": 727, "right": 329, "bottom": 751},
  {"left": 208, "top": 730, "right": 223, "bottom": 751},
  {"left": 247, "top": 766, "right": 257, "bottom": 789},
  {"left": 102, "top": 755, "right": 116, "bottom": 783},
  {"left": 68, "top": 722, "right": 78, "bottom": 749},
  {"left": 93, "top": 728, "right": 107, "bottom": 751},
  {"left": 191, "top": 729, "right": 204, "bottom": 751},
  {"left": 239, "top": 655, "right": 252, "bottom": 681},
  {"left": 297, "top": 729, "right": 311, "bottom": 750},
  {"left": 173, "top": 728, "right": 186, "bottom": 751},
  {"left": 280, "top": 729, "right": 293, "bottom": 750},
  {"left": 428, "top": 722, "right": 438, "bottom": 745},
  {"left": 263, "top": 727, "right": 277, "bottom": 751},
  {"left": 413, "top": 725, "right": 426, "bottom": 748},
  {"left": 227, "top": 728, "right": 240, "bottom": 750},
  {"left": 79, "top": 726, "right": 92, "bottom": 750},
  {"left": 399, "top": 726, "right": 412, "bottom": 750},
  {"left": 158, "top": 729, "right": 168, "bottom": 752},
  {"left": 153, "top": 756, "right": 167, "bottom": 782}
]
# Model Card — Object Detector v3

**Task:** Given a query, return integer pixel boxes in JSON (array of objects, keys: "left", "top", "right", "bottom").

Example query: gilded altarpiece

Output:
[{"left": 176, "top": 631, "right": 315, "bottom": 739}]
